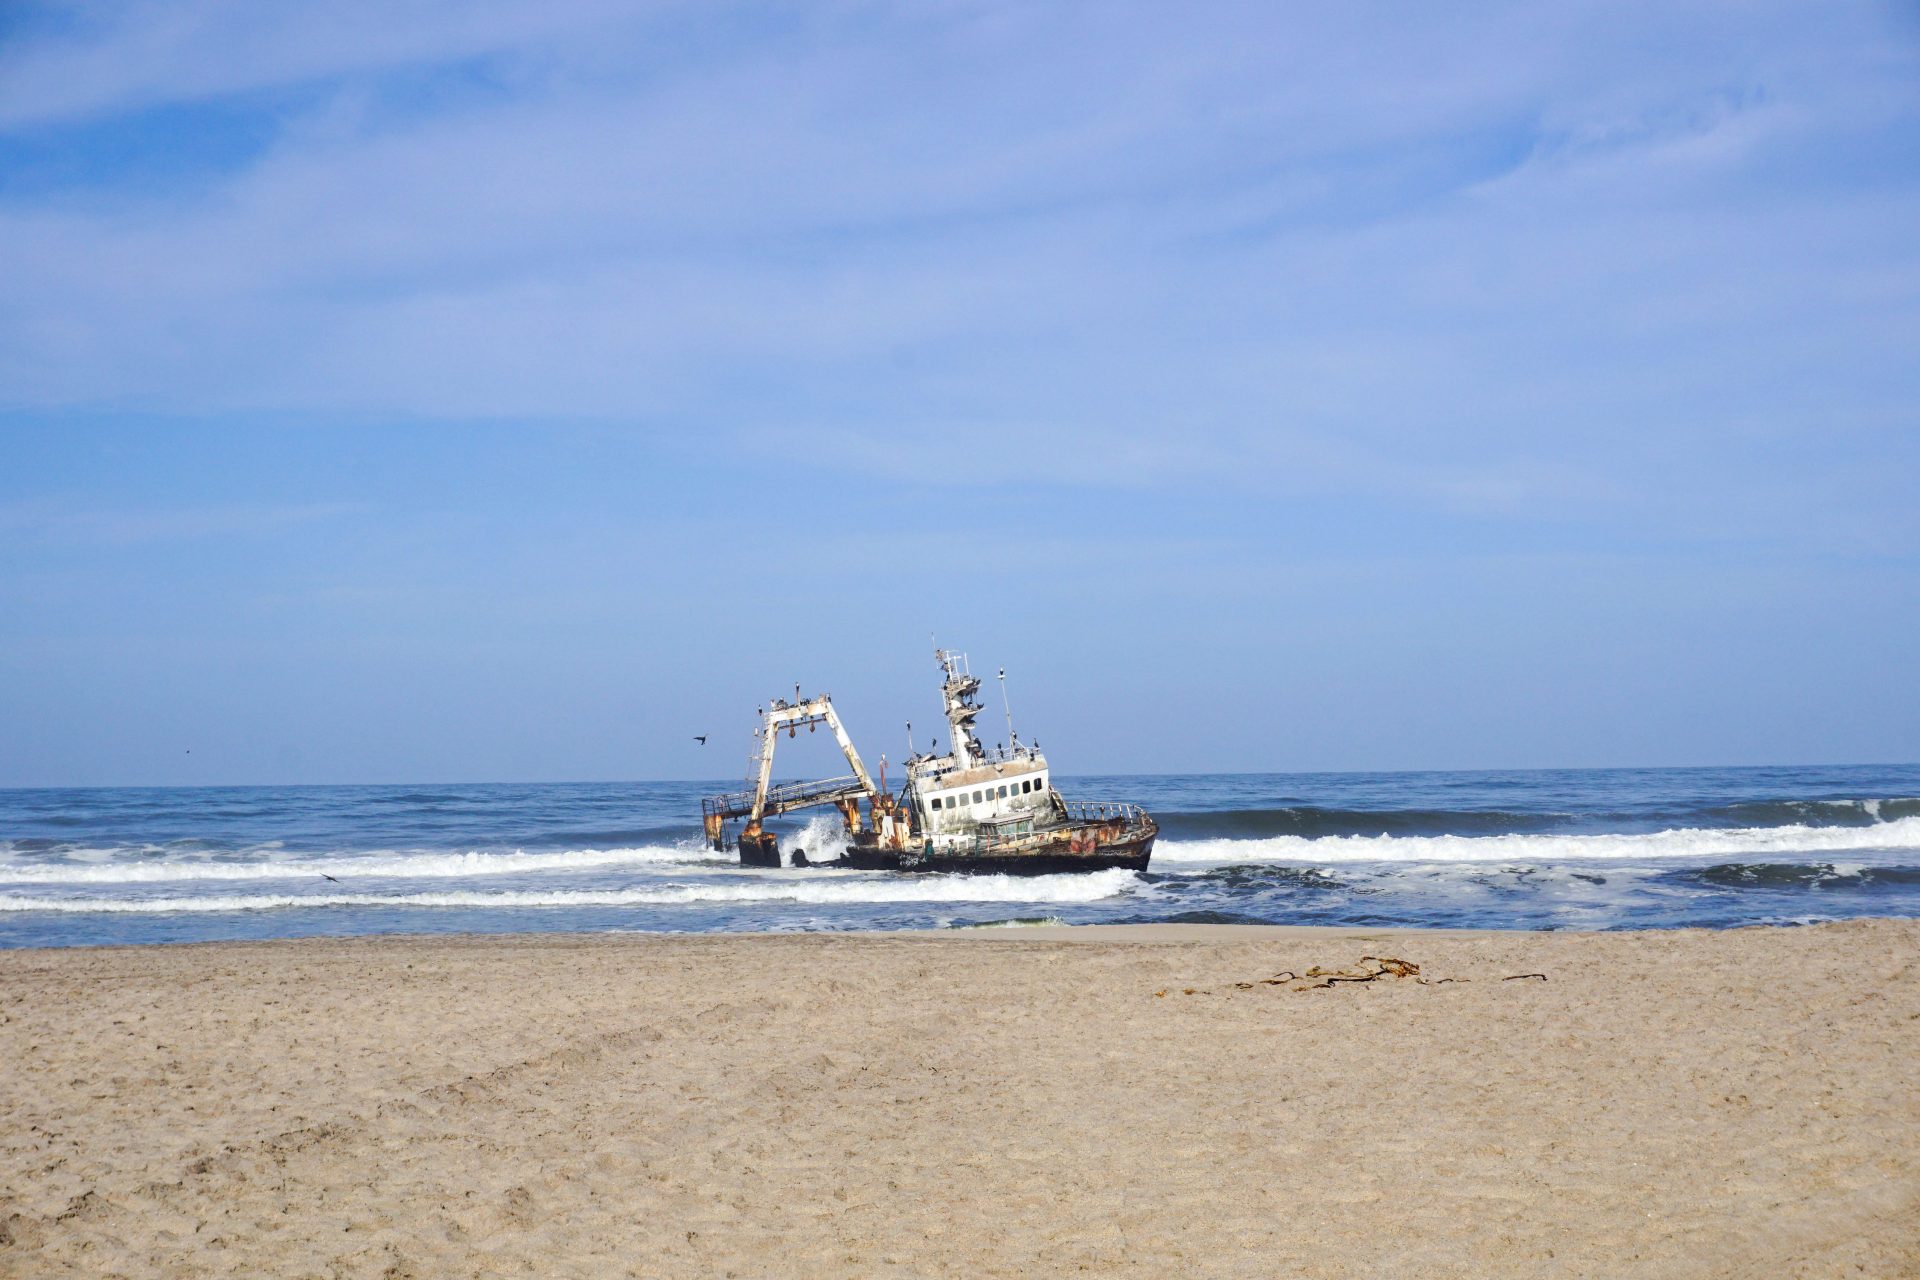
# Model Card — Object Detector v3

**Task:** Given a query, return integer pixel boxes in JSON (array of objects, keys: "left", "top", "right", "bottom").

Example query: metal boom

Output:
[{"left": 701, "top": 693, "right": 880, "bottom": 852}]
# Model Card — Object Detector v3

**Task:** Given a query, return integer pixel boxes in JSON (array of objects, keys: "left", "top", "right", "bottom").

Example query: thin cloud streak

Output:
[
  {"left": 0, "top": 499, "right": 357, "bottom": 548},
  {"left": 1, "top": 1, "right": 1915, "bottom": 550}
]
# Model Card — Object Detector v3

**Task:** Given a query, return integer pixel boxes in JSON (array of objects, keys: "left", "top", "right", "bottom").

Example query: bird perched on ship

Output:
[{"left": 694, "top": 735, "right": 707, "bottom": 745}]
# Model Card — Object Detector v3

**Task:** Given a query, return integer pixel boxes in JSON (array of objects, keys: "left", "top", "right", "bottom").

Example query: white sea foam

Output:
[
  {"left": 0, "top": 814, "right": 871, "bottom": 885},
  {"left": 948, "top": 916, "right": 1070, "bottom": 929},
  {"left": 0, "top": 844, "right": 713, "bottom": 885},
  {"left": 1152, "top": 816, "right": 1920, "bottom": 866},
  {"left": 0, "top": 868, "right": 1140, "bottom": 914},
  {"left": 784, "top": 815, "right": 854, "bottom": 863}
]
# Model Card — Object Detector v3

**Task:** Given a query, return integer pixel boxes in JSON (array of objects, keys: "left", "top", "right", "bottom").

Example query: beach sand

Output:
[{"left": 3, "top": 919, "right": 1917, "bottom": 1278}]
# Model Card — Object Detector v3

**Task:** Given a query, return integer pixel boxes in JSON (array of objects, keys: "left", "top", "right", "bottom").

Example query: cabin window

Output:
[
  {"left": 1036, "top": 776, "right": 1045, "bottom": 791},
  {"left": 973, "top": 790, "right": 983, "bottom": 803},
  {"left": 997, "top": 785, "right": 1008, "bottom": 799},
  {"left": 930, "top": 797, "right": 942, "bottom": 810}
]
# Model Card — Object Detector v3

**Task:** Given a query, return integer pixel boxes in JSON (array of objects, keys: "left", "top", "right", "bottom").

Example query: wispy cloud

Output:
[
  {"left": 1, "top": 0, "right": 1916, "bottom": 550},
  {"left": 0, "top": 1, "right": 652, "bottom": 129},
  {"left": 0, "top": 498, "right": 355, "bottom": 547}
]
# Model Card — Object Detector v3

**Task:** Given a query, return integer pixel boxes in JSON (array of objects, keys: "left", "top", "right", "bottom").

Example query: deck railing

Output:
[
  {"left": 1060, "top": 800, "right": 1151, "bottom": 827},
  {"left": 701, "top": 773, "right": 871, "bottom": 820}
]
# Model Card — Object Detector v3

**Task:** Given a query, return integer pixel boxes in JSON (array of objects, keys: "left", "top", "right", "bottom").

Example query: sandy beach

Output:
[{"left": 3, "top": 919, "right": 1917, "bottom": 1278}]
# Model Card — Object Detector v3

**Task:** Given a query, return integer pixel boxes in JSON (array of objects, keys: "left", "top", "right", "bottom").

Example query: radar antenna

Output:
[{"left": 998, "top": 666, "right": 1018, "bottom": 751}]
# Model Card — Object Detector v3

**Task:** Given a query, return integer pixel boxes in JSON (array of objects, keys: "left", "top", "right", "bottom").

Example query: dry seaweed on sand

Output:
[
  {"left": 1161, "top": 955, "right": 1558, "bottom": 996},
  {"left": 1297, "top": 956, "right": 1422, "bottom": 989},
  {"left": 1161, "top": 955, "right": 1510, "bottom": 995}
]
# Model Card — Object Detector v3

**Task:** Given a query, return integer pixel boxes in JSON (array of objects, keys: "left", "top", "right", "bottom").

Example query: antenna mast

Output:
[
  {"left": 935, "top": 647, "right": 985, "bottom": 768},
  {"left": 998, "top": 667, "right": 1018, "bottom": 750}
]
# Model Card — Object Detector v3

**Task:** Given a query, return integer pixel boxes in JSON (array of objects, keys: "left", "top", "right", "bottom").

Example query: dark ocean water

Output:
[{"left": 3, "top": 764, "right": 1918, "bottom": 948}]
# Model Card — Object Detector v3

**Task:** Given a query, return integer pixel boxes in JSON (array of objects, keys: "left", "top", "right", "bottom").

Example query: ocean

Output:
[{"left": 3, "top": 763, "right": 1918, "bottom": 948}]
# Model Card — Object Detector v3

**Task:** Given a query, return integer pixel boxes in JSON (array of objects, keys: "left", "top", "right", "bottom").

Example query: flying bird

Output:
[
  {"left": 321, "top": 874, "right": 339, "bottom": 883},
  {"left": 694, "top": 735, "right": 707, "bottom": 745}
]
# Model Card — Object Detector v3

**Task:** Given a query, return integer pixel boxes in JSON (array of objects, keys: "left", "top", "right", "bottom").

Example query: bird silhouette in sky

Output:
[{"left": 694, "top": 735, "right": 707, "bottom": 745}]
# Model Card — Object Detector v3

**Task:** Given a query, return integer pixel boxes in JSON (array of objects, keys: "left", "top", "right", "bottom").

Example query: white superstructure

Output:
[{"left": 903, "top": 649, "right": 1058, "bottom": 850}]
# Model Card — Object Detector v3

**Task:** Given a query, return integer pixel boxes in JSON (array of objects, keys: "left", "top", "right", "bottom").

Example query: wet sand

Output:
[{"left": 3, "top": 919, "right": 1917, "bottom": 1277}]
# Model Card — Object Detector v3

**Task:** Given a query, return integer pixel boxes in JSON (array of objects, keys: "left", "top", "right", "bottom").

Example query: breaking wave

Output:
[
  {"left": 1152, "top": 816, "right": 1920, "bottom": 865},
  {"left": 0, "top": 844, "right": 715, "bottom": 885},
  {"left": 0, "top": 869, "right": 1141, "bottom": 914},
  {"left": 1697, "top": 798, "right": 1920, "bottom": 827},
  {"left": 1146, "top": 797, "right": 1920, "bottom": 840},
  {"left": 1154, "top": 807, "right": 1567, "bottom": 839}
]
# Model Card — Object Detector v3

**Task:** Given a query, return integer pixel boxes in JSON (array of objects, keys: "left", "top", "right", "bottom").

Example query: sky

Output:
[{"left": 1, "top": 0, "right": 1917, "bottom": 786}]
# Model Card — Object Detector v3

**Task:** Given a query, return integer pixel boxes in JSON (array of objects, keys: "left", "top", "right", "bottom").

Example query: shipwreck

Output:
[{"left": 701, "top": 648, "right": 1156, "bottom": 874}]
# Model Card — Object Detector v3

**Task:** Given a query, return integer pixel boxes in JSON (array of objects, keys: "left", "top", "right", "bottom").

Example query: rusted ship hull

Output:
[
  {"left": 736, "top": 830, "right": 781, "bottom": 868},
  {"left": 791, "top": 824, "right": 1155, "bottom": 875}
]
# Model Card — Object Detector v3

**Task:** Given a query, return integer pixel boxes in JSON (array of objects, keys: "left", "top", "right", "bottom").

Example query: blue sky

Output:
[{"left": 2, "top": 1, "right": 1917, "bottom": 785}]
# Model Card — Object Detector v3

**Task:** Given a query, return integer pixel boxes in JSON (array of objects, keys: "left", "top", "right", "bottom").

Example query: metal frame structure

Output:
[{"left": 701, "top": 693, "right": 879, "bottom": 851}]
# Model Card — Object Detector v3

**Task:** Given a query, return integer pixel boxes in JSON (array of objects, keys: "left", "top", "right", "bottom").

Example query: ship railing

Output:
[
  {"left": 701, "top": 773, "right": 873, "bottom": 821},
  {"left": 1061, "top": 800, "right": 1152, "bottom": 829}
]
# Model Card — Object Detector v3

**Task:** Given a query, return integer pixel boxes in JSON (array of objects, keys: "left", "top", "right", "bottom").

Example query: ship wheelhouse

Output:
[{"left": 913, "top": 755, "right": 1053, "bottom": 846}]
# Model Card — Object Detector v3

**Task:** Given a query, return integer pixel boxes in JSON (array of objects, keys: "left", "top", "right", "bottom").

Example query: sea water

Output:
[{"left": 2, "top": 764, "right": 1918, "bottom": 947}]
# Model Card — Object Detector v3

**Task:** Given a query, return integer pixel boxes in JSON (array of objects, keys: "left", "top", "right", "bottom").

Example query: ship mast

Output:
[{"left": 936, "top": 647, "right": 986, "bottom": 769}]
